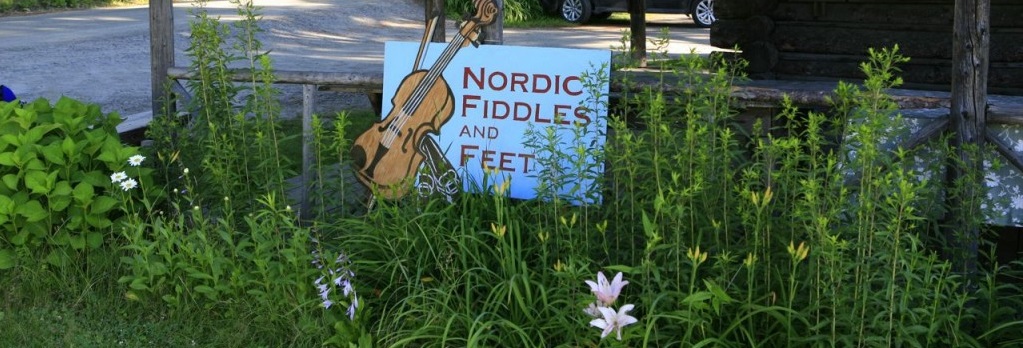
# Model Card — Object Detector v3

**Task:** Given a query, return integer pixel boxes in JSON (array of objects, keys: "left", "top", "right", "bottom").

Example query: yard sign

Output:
[{"left": 381, "top": 42, "right": 610, "bottom": 202}]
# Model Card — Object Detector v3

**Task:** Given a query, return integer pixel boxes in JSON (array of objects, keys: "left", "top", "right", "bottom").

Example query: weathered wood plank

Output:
[
  {"left": 167, "top": 67, "right": 384, "bottom": 90},
  {"left": 772, "top": 3, "right": 1020, "bottom": 27},
  {"left": 770, "top": 22, "right": 1023, "bottom": 61},
  {"left": 770, "top": 53, "right": 1023, "bottom": 90}
]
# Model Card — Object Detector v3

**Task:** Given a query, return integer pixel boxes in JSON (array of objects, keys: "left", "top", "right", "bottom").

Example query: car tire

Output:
[
  {"left": 691, "top": 0, "right": 715, "bottom": 28},
  {"left": 560, "top": 0, "right": 592, "bottom": 24}
]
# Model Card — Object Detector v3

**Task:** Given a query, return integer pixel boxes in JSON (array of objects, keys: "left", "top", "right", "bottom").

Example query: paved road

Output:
[{"left": 0, "top": 0, "right": 720, "bottom": 118}]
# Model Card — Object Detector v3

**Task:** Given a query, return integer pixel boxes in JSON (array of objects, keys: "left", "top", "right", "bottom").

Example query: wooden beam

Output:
[
  {"left": 149, "top": 0, "right": 175, "bottom": 116},
  {"left": 166, "top": 67, "right": 384, "bottom": 90}
]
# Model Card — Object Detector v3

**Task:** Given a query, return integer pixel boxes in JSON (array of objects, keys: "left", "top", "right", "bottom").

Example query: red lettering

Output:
[
  {"left": 463, "top": 67, "right": 484, "bottom": 89},
  {"left": 482, "top": 150, "right": 496, "bottom": 169},
  {"left": 532, "top": 74, "right": 551, "bottom": 93},
  {"left": 513, "top": 102, "right": 531, "bottom": 121},
  {"left": 460, "top": 144, "right": 479, "bottom": 166},
  {"left": 554, "top": 104, "right": 571, "bottom": 119},
  {"left": 510, "top": 73, "right": 528, "bottom": 92},
  {"left": 491, "top": 100, "right": 510, "bottom": 119},
  {"left": 460, "top": 145, "right": 537, "bottom": 173},
  {"left": 519, "top": 153, "right": 534, "bottom": 173},
  {"left": 574, "top": 106, "right": 591, "bottom": 124},
  {"left": 563, "top": 76, "right": 582, "bottom": 96},
  {"left": 488, "top": 72, "right": 508, "bottom": 90},
  {"left": 461, "top": 94, "right": 480, "bottom": 117}
]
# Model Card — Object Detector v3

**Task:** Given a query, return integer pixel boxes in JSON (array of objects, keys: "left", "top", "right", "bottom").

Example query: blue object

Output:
[{"left": 1, "top": 85, "right": 15, "bottom": 103}]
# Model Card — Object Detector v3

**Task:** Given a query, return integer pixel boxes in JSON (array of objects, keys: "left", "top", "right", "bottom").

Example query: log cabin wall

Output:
[{"left": 711, "top": 0, "right": 1023, "bottom": 94}]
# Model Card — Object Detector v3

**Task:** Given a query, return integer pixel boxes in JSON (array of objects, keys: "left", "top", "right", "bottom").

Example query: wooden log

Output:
[
  {"left": 771, "top": 53, "right": 1023, "bottom": 90},
  {"left": 754, "top": 0, "right": 779, "bottom": 13},
  {"left": 770, "top": 22, "right": 1023, "bottom": 61},
  {"left": 787, "top": 2, "right": 1023, "bottom": 26},
  {"left": 709, "top": 19, "right": 747, "bottom": 48},
  {"left": 714, "top": 0, "right": 754, "bottom": 19},
  {"left": 741, "top": 41, "right": 779, "bottom": 73},
  {"left": 946, "top": 0, "right": 990, "bottom": 278},
  {"left": 745, "top": 15, "right": 775, "bottom": 42}
]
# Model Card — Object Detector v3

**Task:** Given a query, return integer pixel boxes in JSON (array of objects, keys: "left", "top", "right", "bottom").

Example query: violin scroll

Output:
[{"left": 471, "top": 0, "right": 499, "bottom": 26}]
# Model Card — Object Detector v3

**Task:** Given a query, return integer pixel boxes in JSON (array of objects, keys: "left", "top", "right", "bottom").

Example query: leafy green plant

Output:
[
  {"left": 147, "top": 0, "right": 293, "bottom": 210},
  {"left": 0, "top": 97, "right": 151, "bottom": 270}
]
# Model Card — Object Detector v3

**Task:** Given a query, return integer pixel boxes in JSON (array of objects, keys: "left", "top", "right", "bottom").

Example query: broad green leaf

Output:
[
  {"left": 85, "top": 214, "right": 112, "bottom": 229},
  {"left": 61, "top": 137, "right": 77, "bottom": 158},
  {"left": 90, "top": 196, "right": 118, "bottom": 215},
  {"left": 23, "top": 221, "right": 49, "bottom": 239},
  {"left": 150, "top": 262, "right": 168, "bottom": 276},
  {"left": 40, "top": 142, "right": 65, "bottom": 166},
  {"left": 1, "top": 174, "right": 18, "bottom": 191},
  {"left": 0, "top": 248, "right": 15, "bottom": 269},
  {"left": 69, "top": 234, "right": 86, "bottom": 250},
  {"left": 80, "top": 171, "right": 107, "bottom": 188},
  {"left": 23, "top": 157, "right": 45, "bottom": 171},
  {"left": 52, "top": 181, "right": 72, "bottom": 195},
  {"left": 0, "top": 134, "right": 19, "bottom": 147},
  {"left": 24, "top": 170, "right": 50, "bottom": 195},
  {"left": 0, "top": 194, "right": 14, "bottom": 215},
  {"left": 10, "top": 230, "right": 28, "bottom": 246},
  {"left": 0, "top": 152, "right": 14, "bottom": 166},
  {"left": 16, "top": 200, "right": 47, "bottom": 222},
  {"left": 96, "top": 150, "right": 116, "bottom": 164},
  {"left": 49, "top": 182, "right": 72, "bottom": 212},
  {"left": 73, "top": 182, "right": 94, "bottom": 205},
  {"left": 129, "top": 279, "right": 150, "bottom": 291},
  {"left": 24, "top": 124, "right": 59, "bottom": 145}
]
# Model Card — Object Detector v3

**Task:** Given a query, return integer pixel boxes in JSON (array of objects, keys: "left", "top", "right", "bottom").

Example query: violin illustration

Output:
[{"left": 351, "top": 0, "right": 498, "bottom": 199}]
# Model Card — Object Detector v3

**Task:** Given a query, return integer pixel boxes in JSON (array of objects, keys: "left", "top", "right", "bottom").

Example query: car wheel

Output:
[
  {"left": 560, "top": 0, "right": 592, "bottom": 23},
  {"left": 691, "top": 0, "right": 715, "bottom": 28}
]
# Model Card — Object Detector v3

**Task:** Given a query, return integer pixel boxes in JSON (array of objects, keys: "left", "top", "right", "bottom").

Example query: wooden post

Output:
[
  {"left": 301, "top": 84, "right": 316, "bottom": 218},
  {"left": 947, "top": 0, "right": 990, "bottom": 278},
  {"left": 482, "top": 0, "right": 504, "bottom": 45},
  {"left": 628, "top": 0, "right": 647, "bottom": 67},
  {"left": 149, "top": 0, "right": 174, "bottom": 116},
  {"left": 426, "top": 0, "right": 446, "bottom": 43}
]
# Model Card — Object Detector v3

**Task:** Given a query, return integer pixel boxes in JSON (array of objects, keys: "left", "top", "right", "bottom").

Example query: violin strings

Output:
[{"left": 382, "top": 24, "right": 474, "bottom": 148}]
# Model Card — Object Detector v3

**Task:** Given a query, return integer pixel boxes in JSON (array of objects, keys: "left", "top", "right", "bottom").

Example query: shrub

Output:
[{"left": 0, "top": 97, "right": 152, "bottom": 270}]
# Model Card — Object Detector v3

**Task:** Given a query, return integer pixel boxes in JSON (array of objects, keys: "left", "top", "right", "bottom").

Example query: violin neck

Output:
[{"left": 401, "top": 22, "right": 481, "bottom": 116}]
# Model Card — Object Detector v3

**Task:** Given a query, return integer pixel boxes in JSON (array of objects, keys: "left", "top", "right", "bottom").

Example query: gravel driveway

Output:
[{"left": 0, "top": 0, "right": 718, "bottom": 119}]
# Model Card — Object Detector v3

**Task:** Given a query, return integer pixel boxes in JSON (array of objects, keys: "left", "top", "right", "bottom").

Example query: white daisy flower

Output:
[
  {"left": 120, "top": 178, "right": 138, "bottom": 191},
  {"left": 127, "top": 154, "right": 146, "bottom": 167},
  {"left": 110, "top": 171, "right": 128, "bottom": 183}
]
